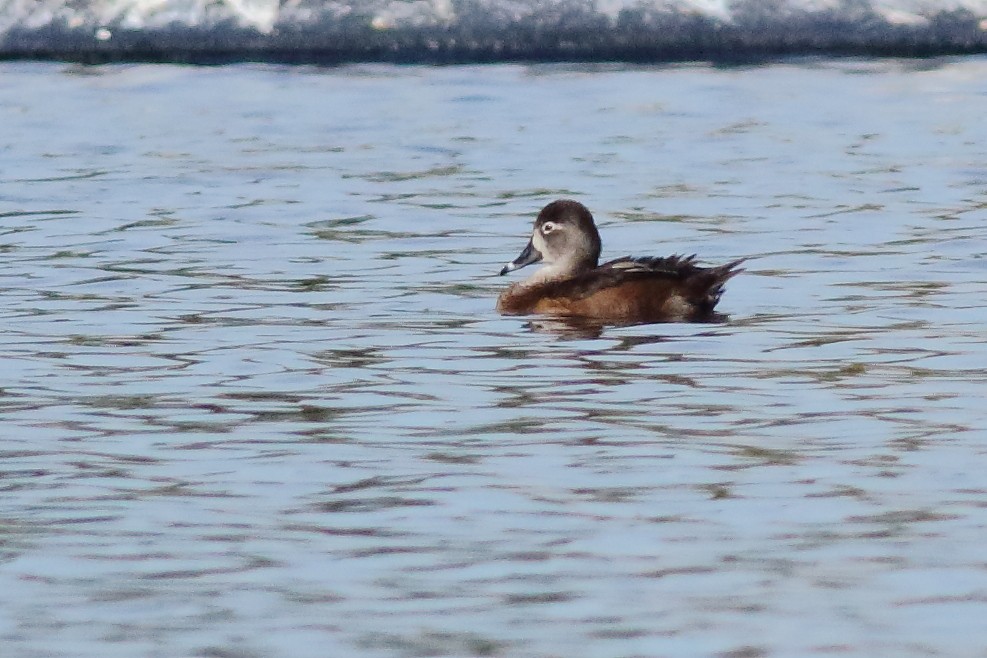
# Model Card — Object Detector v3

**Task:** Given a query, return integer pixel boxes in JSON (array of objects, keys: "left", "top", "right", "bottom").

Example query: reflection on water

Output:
[{"left": 1, "top": 59, "right": 987, "bottom": 657}]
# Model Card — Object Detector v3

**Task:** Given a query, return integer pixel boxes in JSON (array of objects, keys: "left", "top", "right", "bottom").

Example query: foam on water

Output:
[{"left": 2, "top": 0, "right": 987, "bottom": 61}]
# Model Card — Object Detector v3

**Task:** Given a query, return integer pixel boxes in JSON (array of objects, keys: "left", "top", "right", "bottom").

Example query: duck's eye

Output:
[{"left": 541, "top": 222, "right": 556, "bottom": 234}]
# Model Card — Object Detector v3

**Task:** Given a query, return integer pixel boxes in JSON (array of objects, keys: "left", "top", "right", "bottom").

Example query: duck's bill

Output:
[{"left": 499, "top": 240, "right": 543, "bottom": 275}]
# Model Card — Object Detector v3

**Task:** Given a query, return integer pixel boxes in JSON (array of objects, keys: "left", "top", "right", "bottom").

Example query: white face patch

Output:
[{"left": 531, "top": 229, "right": 553, "bottom": 263}]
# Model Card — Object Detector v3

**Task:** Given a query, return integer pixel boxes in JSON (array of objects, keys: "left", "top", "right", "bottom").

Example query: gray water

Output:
[{"left": 1, "top": 59, "right": 987, "bottom": 658}]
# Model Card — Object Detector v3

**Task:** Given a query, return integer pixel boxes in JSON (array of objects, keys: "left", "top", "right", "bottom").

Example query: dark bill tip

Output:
[{"left": 499, "top": 240, "right": 542, "bottom": 276}]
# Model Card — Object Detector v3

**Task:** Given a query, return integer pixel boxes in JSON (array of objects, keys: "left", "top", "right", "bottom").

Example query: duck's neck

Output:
[{"left": 522, "top": 256, "right": 597, "bottom": 286}]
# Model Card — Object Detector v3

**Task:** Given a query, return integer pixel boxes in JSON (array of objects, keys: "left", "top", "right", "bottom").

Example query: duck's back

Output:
[{"left": 497, "top": 255, "right": 744, "bottom": 323}]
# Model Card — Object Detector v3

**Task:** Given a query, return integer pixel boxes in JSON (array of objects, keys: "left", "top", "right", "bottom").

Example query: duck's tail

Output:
[{"left": 693, "top": 257, "right": 746, "bottom": 317}]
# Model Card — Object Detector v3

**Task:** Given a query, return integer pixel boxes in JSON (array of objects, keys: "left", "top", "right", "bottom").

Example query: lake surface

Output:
[{"left": 1, "top": 58, "right": 987, "bottom": 658}]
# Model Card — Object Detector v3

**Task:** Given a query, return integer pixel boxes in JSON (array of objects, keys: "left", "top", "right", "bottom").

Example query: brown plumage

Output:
[{"left": 497, "top": 200, "right": 744, "bottom": 324}]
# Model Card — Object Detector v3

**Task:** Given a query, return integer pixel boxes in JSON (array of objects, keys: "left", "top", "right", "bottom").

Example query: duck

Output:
[{"left": 497, "top": 199, "right": 744, "bottom": 324}]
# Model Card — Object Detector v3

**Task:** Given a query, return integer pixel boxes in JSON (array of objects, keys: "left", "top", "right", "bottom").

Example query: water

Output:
[{"left": 2, "top": 58, "right": 987, "bottom": 658}]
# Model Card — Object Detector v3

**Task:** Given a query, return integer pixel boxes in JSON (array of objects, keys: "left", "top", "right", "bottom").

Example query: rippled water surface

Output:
[{"left": 2, "top": 59, "right": 987, "bottom": 658}]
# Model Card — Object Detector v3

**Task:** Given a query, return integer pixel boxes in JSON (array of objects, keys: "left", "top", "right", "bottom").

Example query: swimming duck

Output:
[{"left": 497, "top": 199, "right": 744, "bottom": 323}]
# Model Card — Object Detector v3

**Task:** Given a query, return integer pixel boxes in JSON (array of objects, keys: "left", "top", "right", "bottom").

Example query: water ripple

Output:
[{"left": 1, "top": 59, "right": 986, "bottom": 658}]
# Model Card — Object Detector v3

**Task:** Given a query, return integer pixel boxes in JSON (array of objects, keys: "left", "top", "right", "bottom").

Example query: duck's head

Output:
[{"left": 500, "top": 199, "right": 602, "bottom": 278}]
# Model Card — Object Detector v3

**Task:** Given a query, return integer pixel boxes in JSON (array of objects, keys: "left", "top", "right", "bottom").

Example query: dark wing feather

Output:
[
  {"left": 543, "top": 255, "right": 728, "bottom": 300},
  {"left": 499, "top": 254, "right": 745, "bottom": 321},
  {"left": 602, "top": 254, "right": 701, "bottom": 276}
]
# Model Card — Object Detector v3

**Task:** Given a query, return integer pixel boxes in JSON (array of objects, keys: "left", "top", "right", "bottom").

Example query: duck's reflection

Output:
[
  {"left": 524, "top": 316, "right": 607, "bottom": 339},
  {"left": 524, "top": 313, "right": 731, "bottom": 340}
]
